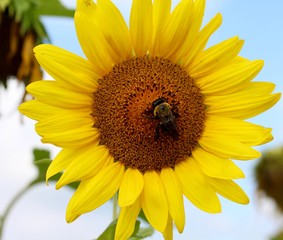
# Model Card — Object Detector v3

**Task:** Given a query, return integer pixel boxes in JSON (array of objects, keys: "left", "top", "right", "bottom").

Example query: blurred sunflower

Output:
[
  {"left": 19, "top": 0, "right": 280, "bottom": 239},
  {"left": 0, "top": 0, "right": 44, "bottom": 101},
  {"left": 0, "top": 0, "right": 74, "bottom": 105},
  {"left": 255, "top": 146, "right": 283, "bottom": 211}
]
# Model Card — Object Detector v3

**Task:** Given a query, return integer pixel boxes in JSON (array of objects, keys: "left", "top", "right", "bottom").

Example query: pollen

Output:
[{"left": 93, "top": 56, "right": 205, "bottom": 172}]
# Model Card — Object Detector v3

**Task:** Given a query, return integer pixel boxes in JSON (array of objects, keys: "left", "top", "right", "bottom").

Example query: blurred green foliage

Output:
[
  {"left": 271, "top": 231, "right": 283, "bottom": 240},
  {"left": 1, "top": 0, "right": 74, "bottom": 39},
  {"left": 96, "top": 219, "right": 154, "bottom": 240},
  {"left": 0, "top": 0, "right": 74, "bottom": 102},
  {"left": 255, "top": 146, "right": 283, "bottom": 211}
]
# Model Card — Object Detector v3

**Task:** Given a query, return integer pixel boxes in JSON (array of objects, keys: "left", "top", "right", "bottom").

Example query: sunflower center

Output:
[{"left": 92, "top": 56, "right": 205, "bottom": 172}]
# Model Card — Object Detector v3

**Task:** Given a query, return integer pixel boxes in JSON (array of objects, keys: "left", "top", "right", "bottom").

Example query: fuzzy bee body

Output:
[{"left": 150, "top": 98, "right": 179, "bottom": 140}]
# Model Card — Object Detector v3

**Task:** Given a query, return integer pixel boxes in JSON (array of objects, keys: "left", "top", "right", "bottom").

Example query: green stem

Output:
[
  {"left": 112, "top": 193, "right": 118, "bottom": 220},
  {"left": 0, "top": 183, "right": 32, "bottom": 240}
]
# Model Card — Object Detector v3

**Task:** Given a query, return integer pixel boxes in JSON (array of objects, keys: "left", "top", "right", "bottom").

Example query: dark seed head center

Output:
[{"left": 92, "top": 56, "right": 205, "bottom": 172}]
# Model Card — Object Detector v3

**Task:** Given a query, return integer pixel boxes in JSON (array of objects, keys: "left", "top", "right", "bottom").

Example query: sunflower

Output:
[{"left": 19, "top": 0, "right": 280, "bottom": 239}]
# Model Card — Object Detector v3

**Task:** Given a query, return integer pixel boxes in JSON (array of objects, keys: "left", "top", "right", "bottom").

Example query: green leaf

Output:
[
  {"left": 20, "top": 11, "right": 32, "bottom": 33},
  {"left": 66, "top": 180, "right": 80, "bottom": 190},
  {"left": 96, "top": 220, "right": 118, "bottom": 240},
  {"left": 12, "top": 0, "right": 33, "bottom": 21},
  {"left": 5, "top": 0, "right": 72, "bottom": 42},
  {"left": 20, "top": 8, "right": 49, "bottom": 41},
  {"left": 0, "top": 0, "right": 11, "bottom": 10},
  {"left": 33, "top": 148, "right": 51, "bottom": 162},
  {"left": 30, "top": 148, "right": 51, "bottom": 185},
  {"left": 35, "top": 0, "right": 75, "bottom": 18},
  {"left": 31, "top": 16, "right": 48, "bottom": 39},
  {"left": 128, "top": 221, "right": 141, "bottom": 239},
  {"left": 138, "top": 209, "right": 149, "bottom": 224},
  {"left": 130, "top": 227, "right": 154, "bottom": 239},
  {"left": 96, "top": 220, "right": 141, "bottom": 240},
  {"left": 96, "top": 219, "right": 153, "bottom": 240}
]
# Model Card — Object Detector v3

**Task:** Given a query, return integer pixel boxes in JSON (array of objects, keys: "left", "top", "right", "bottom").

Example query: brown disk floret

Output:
[{"left": 93, "top": 56, "right": 205, "bottom": 172}]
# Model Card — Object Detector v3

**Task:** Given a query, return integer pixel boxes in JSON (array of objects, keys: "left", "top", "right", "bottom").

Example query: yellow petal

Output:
[
  {"left": 150, "top": 0, "right": 171, "bottom": 56},
  {"left": 158, "top": 0, "right": 193, "bottom": 60},
  {"left": 34, "top": 44, "right": 99, "bottom": 93},
  {"left": 56, "top": 146, "right": 109, "bottom": 189},
  {"left": 160, "top": 168, "right": 185, "bottom": 233},
  {"left": 130, "top": 0, "right": 152, "bottom": 56},
  {"left": 199, "top": 132, "right": 261, "bottom": 160},
  {"left": 204, "top": 116, "right": 274, "bottom": 146},
  {"left": 174, "top": 0, "right": 206, "bottom": 62},
  {"left": 96, "top": 0, "right": 132, "bottom": 60},
  {"left": 26, "top": 81, "right": 92, "bottom": 109},
  {"left": 196, "top": 59, "right": 264, "bottom": 95},
  {"left": 192, "top": 147, "right": 244, "bottom": 179},
  {"left": 66, "top": 179, "right": 89, "bottom": 223},
  {"left": 65, "top": 151, "right": 114, "bottom": 223},
  {"left": 46, "top": 143, "right": 101, "bottom": 183},
  {"left": 245, "top": 81, "right": 276, "bottom": 94},
  {"left": 74, "top": 11, "right": 117, "bottom": 75},
  {"left": 181, "top": 13, "right": 222, "bottom": 69},
  {"left": 115, "top": 198, "right": 141, "bottom": 240},
  {"left": 40, "top": 124, "right": 100, "bottom": 148},
  {"left": 205, "top": 82, "right": 276, "bottom": 107},
  {"left": 208, "top": 178, "right": 249, "bottom": 205},
  {"left": 66, "top": 213, "right": 80, "bottom": 223},
  {"left": 103, "top": 155, "right": 115, "bottom": 168},
  {"left": 175, "top": 159, "right": 221, "bottom": 213},
  {"left": 162, "top": 214, "right": 173, "bottom": 240},
  {"left": 35, "top": 113, "right": 93, "bottom": 136},
  {"left": 188, "top": 36, "right": 244, "bottom": 78},
  {"left": 206, "top": 82, "right": 281, "bottom": 119},
  {"left": 76, "top": 0, "right": 96, "bottom": 19},
  {"left": 18, "top": 100, "right": 64, "bottom": 121},
  {"left": 70, "top": 162, "right": 124, "bottom": 215},
  {"left": 118, "top": 168, "right": 144, "bottom": 207},
  {"left": 141, "top": 171, "right": 168, "bottom": 232},
  {"left": 46, "top": 148, "right": 76, "bottom": 183}
]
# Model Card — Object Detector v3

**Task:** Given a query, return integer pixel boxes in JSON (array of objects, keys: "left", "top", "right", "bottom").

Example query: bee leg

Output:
[
  {"left": 173, "top": 111, "right": 179, "bottom": 118},
  {"left": 172, "top": 128, "right": 179, "bottom": 140},
  {"left": 142, "top": 113, "right": 156, "bottom": 119},
  {"left": 154, "top": 124, "right": 160, "bottom": 141}
]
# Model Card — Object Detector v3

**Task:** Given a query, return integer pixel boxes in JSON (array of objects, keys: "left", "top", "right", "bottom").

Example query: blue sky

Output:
[{"left": 0, "top": 0, "right": 283, "bottom": 239}]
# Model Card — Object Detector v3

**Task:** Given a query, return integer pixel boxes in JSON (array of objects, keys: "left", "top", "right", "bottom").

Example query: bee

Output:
[{"left": 144, "top": 97, "right": 179, "bottom": 140}]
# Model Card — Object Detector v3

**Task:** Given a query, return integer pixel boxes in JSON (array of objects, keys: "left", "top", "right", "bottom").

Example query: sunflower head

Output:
[
  {"left": 19, "top": 0, "right": 281, "bottom": 239},
  {"left": 93, "top": 55, "right": 206, "bottom": 173}
]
